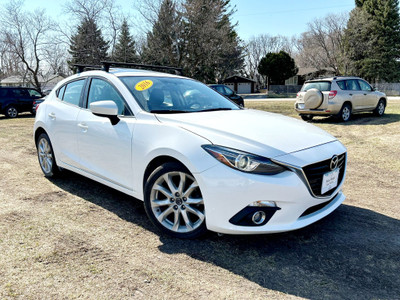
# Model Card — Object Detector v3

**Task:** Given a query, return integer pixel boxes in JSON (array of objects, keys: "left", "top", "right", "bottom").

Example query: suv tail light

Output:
[{"left": 329, "top": 90, "right": 337, "bottom": 99}]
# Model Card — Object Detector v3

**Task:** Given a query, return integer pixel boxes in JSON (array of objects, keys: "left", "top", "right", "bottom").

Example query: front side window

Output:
[
  {"left": 87, "top": 78, "right": 132, "bottom": 116},
  {"left": 358, "top": 80, "right": 372, "bottom": 92},
  {"left": 28, "top": 89, "right": 42, "bottom": 98},
  {"left": 120, "top": 76, "right": 239, "bottom": 113},
  {"left": 62, "top": 80, "right": 85, "bottom": 106},
  {"left": 223, "top": 86, "right": 234, "bottom": 96}
]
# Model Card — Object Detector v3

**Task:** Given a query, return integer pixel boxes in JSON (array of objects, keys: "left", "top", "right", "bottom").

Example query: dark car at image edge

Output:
[{"left": 0, "top": 86, "right": 45, "bottom": 118}]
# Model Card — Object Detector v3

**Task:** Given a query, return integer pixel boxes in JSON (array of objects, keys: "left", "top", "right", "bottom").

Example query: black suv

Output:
[
  {"left": 209, "top": 84, "right": 245, "bottom": 107},
  {"left": 0, "top": 87, "right": 44, "bottom": 118}
]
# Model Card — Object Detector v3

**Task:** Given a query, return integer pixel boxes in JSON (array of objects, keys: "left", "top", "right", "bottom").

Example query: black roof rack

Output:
[
  {"left": 101, "top": 61, "right": 184, "bottom": 75},
  {"left": 73, "top": 61, "right": 184, "bottom": 75},
  {"left": 73, "top": 64, "right": 102, "bottom": 73}
]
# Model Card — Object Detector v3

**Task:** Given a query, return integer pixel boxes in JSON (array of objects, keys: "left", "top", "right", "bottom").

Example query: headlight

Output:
[{"left": 202, "top": 145, "right": 287, "bottom": 175}]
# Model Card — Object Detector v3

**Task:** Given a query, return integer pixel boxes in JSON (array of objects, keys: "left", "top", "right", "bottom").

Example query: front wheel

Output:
[
  {"left": 144, "top": 162, "right": 207, "bottom": 239},
  {"left": 338, "top": 104, "right": 351, "bottom": 122},
  {"left": 373, "top": 99, "right": 385, "bottom": 116},
  {"left": 36, "top": 133, "right": 60, "bottom": 177}
]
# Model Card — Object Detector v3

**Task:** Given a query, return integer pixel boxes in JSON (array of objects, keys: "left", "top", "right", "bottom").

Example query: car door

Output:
[
  {"left": 345, "top": 79, "right": 364, "bottom": 110},
  {"left": 358, "top": 79, "right": 377, "bottom": 108},
  {"left": 76, "top": 77, "right": 135, "bottom": 190},
  {"left": 11, "top": 88, "right": 31, "bottom": 112},
  {"left": 46, "top": 78, "right": 86, "bottom": 167}
]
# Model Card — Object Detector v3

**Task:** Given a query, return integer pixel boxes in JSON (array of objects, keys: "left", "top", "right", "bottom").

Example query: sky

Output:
[{"left": 18, "top": 0, "right": 356, "bottom": 40}]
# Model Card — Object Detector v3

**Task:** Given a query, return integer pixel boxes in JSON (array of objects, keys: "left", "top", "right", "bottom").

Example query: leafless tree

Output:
[
  {"left": 244, "top": 34, "right": 294, "bottom": 87},
  {"left": 63, "top": 0, "right": 125, "bottom": 56},
  {"left": 0, "top": 0, "right": 57, "bottom": 91},
  {"left": 295, "top": 12, "right": 349, "bottom": 74}
]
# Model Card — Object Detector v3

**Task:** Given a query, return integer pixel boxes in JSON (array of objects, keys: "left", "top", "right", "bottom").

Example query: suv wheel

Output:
[
  {"left": 338, "top": 104, "right": 351, "bottom": 122},
  {"left": 5, "top": 106, "right": 18, "bottom": 118},
  {"left": 144, "top": 162, "right": 207, "bottom": 239},
  {"left": 300, "top": 115, "right": 313, "bottom": 121},
  {"left": 373, "top": 100, "right": 385, "bottom": 117}
]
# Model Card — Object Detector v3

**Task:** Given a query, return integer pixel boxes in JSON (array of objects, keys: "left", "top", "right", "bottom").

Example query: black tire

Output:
[
  {"left": 373, "top": 99, "right": 385, "bottom": 116},
  {"left": 338, "top": 103, "right": 352, "bottom": 122},
  {"left": 36, "top": 133, "right": 60, "bottom": 177},
  {"left": 144, "top": 162, "right": 207, "bottom": 239},
  {"left": 5, "top": 106, "right": 18, "bottom": 118},
  {"left": 300, "top": 115, "right": 314, "bottom": 121}
]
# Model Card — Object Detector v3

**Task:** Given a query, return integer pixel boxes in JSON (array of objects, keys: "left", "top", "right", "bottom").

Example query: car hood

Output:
[{"left": 156, "top": 109, "right": 337, "bottom": 158}]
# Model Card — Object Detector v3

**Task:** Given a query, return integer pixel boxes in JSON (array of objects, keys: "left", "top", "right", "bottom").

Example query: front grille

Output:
[{"left": 302, "top": 153, "right": 346, "bottom": 197}]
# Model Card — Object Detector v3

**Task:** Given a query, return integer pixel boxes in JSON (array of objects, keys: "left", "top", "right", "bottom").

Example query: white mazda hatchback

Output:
[{"left": 34, "top": 66, "right": 347, "bottom": 238}]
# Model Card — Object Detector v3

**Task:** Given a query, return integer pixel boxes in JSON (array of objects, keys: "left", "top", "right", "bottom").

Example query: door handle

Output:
[
  {"left": 78, "top": 123, "right": 88, "bottom": 131},
  {"left": 48, "top": 112, "right": 56, "bottom": 120},
  {"left": 349, "top": 94, "right": 353, "bottom": 96},
  {"left": 364, "top": 93, "right": 367, "bottom": 95}
]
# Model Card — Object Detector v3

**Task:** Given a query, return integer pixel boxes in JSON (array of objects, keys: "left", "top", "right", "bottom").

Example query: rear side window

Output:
[
  {"left": 57, "top": 85, "right": 66, "bottom": 99},
  {"left": 336, "top": 81, "right": 346, "bottom": 90},
  {"left": 12, "top": 89, "right": 29, "bottom": 97},
  {"left": 345, "top": 79, "right": 360, "bottom": 91},
  {"left": 301, "top": 81, "right": 331, "bottom": 92},
  {"left": 61, "top": 79, "right": 85, "bottom": 106}
]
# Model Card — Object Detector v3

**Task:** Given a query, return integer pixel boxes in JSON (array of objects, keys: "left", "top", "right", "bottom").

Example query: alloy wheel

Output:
[
  {"left": 149, "top": 171, "right": 205, "bottom": 233},
  {"left": 38, "top": 137, "right": 53, "bottom": 174}
]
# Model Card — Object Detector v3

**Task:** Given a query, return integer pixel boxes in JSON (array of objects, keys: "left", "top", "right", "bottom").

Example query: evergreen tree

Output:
[
  {"left": 142, "top": 0, "right": 183, "bottom": 67},
  {"left": 68, "top": 18, "right": 109, "bottom": 69},
  {"left": 344, "top": 0, "right": 400, "bottom": 81},
  {"left": 112, "top": 19, "right": 138, "bottom": 63},
  {"left": 182, "top": 0, "right": 243, "bottom": 82},
  {"left": 258, "top": 51, "right": 298, "bottom": 85}
]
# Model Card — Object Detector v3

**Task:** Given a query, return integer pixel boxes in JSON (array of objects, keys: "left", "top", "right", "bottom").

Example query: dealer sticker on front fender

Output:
[{"left": 321, "top": 168, "right": 339, "bottom": 194}]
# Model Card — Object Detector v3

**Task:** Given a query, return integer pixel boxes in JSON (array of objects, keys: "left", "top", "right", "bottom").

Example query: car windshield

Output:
[
  {"left": 119, "top": 76, "right": 240, "bottom": 113},
  {"left": 301, "top": 81, "right": 331, "bottom": 92}
]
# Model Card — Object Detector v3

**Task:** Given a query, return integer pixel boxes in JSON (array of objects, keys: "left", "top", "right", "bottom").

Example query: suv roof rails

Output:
[{"left": 73, "top": 61, "right": 184, "bottom": 76}]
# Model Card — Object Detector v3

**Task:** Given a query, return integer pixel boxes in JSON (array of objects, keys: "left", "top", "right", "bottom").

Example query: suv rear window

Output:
[{"left": 301, "top": 81, "right": 331, "bottom": 92}]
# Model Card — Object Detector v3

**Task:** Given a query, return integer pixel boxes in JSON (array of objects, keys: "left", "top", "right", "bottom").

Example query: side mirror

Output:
[{"left": 90, "top": 100, "right": 119, "bottom": 125}]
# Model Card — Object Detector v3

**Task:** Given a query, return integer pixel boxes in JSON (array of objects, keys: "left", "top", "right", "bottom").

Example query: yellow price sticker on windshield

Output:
[{"left": 135, "top": 80, "right": 153, "bottom": 91}]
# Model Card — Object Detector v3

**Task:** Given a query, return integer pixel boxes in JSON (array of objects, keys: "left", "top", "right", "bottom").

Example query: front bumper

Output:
[{"left": 195, "top": 141, "right": 346, "bottom": 234}]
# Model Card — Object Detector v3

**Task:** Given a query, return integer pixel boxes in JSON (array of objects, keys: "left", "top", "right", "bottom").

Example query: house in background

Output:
[
  {"left": 0, "top": 74, "right": 66, "bottom": 91},
  {"left": 285, "top": 67, "right": 336, "bottom": 86},
  {"left": 223, "top": 75, "right": 256, "bottom": 94}
]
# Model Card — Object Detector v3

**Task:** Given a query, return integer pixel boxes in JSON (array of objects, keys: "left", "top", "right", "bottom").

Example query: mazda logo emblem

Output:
[{"left": 330, "top": 155, "right": 339, "bottom": 170}]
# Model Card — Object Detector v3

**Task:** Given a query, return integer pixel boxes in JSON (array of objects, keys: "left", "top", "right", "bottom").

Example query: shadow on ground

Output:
[
  {"left": 309, "top": 112, "right": 399, "bottom": 126},
  {"left": 50, "top": 172, "right": 400, "bottom": 299}
]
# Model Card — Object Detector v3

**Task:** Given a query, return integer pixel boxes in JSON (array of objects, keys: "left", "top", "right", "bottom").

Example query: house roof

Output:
[{"left": 224, "top": 75, "right": 256, "bottom": 83}]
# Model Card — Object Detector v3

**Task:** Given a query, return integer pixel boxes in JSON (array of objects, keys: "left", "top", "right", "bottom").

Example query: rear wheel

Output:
[
  {"left": 338, "top": 103, "right": 351, "bottom": 122},
  {"left": 36, "top": 133, "right": 60, "bottom": 177},
  {"left": 373, "top": 99, "right": 385, "bottom": 116},
  {"left": 300, "top": 115, "right": 314, "bottom": 121},
  {"left": 5, "top": 106, "right": 18, "bottom": 118},
  {"left": 144, "top": 162, "right": 207, "bottom": 239}
]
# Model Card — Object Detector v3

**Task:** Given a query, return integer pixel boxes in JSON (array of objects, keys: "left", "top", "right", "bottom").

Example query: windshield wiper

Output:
[
  {"left": 150, "top": 110, "right": 189, "bottom": 114},
  {"left": 197, "top": 108, "right": 233, "bottom": 112}
]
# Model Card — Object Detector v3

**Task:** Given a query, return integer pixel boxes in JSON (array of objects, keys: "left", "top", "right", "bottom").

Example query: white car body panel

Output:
[{"left": 34, "top": 69, "right": 348, "bottom": 235}]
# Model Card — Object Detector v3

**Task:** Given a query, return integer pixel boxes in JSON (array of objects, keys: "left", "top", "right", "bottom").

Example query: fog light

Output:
[
  {"left": 249, "top": 201, "right": 277, "bottom": 207},
  {"left": 252, "top": 211, "right": 266, "bottom": 225}
]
